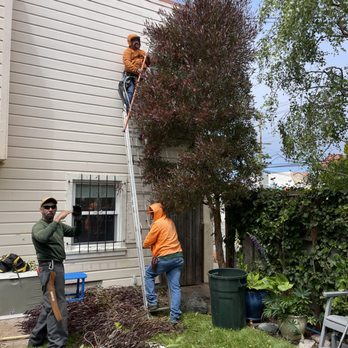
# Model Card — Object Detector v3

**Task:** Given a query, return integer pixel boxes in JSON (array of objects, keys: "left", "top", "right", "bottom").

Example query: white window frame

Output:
[{"left": 65, "top": 173, "right": 127, "bottom": 256}]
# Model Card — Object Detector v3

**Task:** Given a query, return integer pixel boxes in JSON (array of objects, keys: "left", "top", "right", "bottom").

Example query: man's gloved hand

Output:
[{"left": 72, "top": 205, "right": 82, "bottom": 221}]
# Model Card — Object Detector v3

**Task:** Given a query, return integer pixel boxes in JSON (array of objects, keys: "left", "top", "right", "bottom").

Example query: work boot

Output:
[
  {"left": 169, "top": 318, "right": 184, "bottom": 331},
  {"left": 170, "top": 319, "right": 179, "bottom": 325},
  {"left": 147, "top": 303, "right": 159, "bottom": 312}
]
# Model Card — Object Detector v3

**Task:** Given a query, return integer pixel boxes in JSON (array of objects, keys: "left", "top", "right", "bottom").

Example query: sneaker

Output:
[
  {"left": 170, "top": 319, "right": 184, "bottom": 331},
  {"left": 27, "top": 341, "right": 42, "bottom": 348},
  {"left": 148, "top": 303, "right": 159, "bottom": 312},
  {"left": 170, "top": 319, "right": 179, "bottom": 326}
]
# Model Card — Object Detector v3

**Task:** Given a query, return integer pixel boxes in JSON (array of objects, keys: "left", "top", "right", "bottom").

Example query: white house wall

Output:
[
  {"left": 0, "top": 0, "right": 173, "bottom": 286},
  {"left": 0, "top": 0, "right": 13, "bottom": 160}
]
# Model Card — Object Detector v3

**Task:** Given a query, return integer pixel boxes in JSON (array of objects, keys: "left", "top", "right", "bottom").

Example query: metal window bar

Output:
[
  {"left": 105, "top": 175, "right": 108, "bottom": 251},
  {"left": 74, "top": 174, "right": 122, "bottom": 253},
  {"left": 79, "top": 173, "right": 83, "bottom": 254},
  {"left": 113, "top": 176, "right": 116, "bottom": 252},
  {"left": 79, "top": 174, "right": 83, "bottom": 246},
  {"left": 96, "top": 175, "right": 99, "bottom": 252},
  {"left": 88, "top": 175, "right": 92, "bottom": 251}
]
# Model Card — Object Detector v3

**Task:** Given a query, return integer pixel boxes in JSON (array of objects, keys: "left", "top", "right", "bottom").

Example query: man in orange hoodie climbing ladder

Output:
[
  {"left": 143, "top": 203, "right": 184, "bottom": 325},
  {"left": 122, "top": 33, "right": 150, "bottom": 112}
]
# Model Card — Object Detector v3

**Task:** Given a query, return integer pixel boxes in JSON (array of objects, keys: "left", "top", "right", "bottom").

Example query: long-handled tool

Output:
[
  {"left": 0, "top": 335, "right": 30, "bottom": 342},
  {"left": 123, "top": 53, "right": 148, "bottom": 131}
]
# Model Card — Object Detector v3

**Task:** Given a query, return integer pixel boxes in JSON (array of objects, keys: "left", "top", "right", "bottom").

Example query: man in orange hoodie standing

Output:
[
  {"left": 143, "top": 203, "right": 184, "bottom": 325},
  {"left": 122, "top": 33, "right": 150, "bottom": 112}
]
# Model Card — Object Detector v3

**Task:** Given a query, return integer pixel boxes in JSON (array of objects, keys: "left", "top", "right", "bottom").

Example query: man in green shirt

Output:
[{"left": 28, "top": 197, "right": 82, "bottom": 348}]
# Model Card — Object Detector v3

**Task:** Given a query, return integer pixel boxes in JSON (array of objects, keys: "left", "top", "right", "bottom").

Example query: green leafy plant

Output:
[
  {"left": 247, "top": 272, "right": 269, "bottom": 290},
  {"left": 227, "top": 187, "right": 348, "bottom": 319},
  {"left": 267, "top": 274, "right": 294, "bottom": 294},
  {"left": 332, "top": 260, "right": 348, "bottom": 315},
  {"left": 263, "top": 287, "right": 312, "bottom": 321},
  {"left": 247, "top": 272, "right": 293, "bottom": 293}
]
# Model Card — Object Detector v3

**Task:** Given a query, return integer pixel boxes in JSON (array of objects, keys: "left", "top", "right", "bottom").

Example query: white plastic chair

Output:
[{"left": 319, "top": 291, "right": 348, "bottom": 348}]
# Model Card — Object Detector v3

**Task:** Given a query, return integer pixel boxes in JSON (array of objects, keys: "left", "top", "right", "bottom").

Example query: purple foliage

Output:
[{"left": 247, "top": 232, "right": 265, "bottom": 257}]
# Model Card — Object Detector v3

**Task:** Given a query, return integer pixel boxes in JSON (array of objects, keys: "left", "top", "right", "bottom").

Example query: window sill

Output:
[{"left": 65, "top": 247, "right": 127, "bottom": 261}]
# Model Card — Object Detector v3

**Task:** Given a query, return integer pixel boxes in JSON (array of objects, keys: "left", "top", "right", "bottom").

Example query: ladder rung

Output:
[
  {"left": 135, "top": 191, "right": 154, "bottom": 195},
  {"left": 129, "top": 130, "right": 141, "bottom": 134}
]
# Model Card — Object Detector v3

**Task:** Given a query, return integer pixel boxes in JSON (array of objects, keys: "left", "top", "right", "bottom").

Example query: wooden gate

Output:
[{"left": 171, "top": 205, "right": 204, "bottom": 286}]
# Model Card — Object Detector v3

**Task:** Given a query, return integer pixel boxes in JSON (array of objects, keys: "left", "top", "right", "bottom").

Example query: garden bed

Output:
[
  {"left": 19, "top": 285, "right": 305, "bottom": 348},
  {"left": 21, "top": 286, "right": 176, "bottom": 348}
]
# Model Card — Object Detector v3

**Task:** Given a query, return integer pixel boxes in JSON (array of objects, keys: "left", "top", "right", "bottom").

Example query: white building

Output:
[
  {"left": 0, "top": 0, "right": 213, "bottom": 291},
  {"left": 262, "top": 171, "right": 308, "bottom": 188}
]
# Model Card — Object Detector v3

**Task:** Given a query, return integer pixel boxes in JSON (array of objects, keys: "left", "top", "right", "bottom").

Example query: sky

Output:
[
  {"left": 250, "top": 0, "right": 348, "bottom": 174},
  {"left": 174, "top": 0, "right": 346, "bottom": 174},
  {"left": 174, "top": 0, "right": 308, "bottom": 173},
  {"left": 250, "top": 0, "right": 307, "bottom": 173}
]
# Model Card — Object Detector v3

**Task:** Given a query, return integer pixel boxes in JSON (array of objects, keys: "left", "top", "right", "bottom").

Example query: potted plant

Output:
[
  {"left": 263, "top": 286, "right": 311, "bottom": 342},
  {"left": 246, "top": 272, "right": 293, "bottom": 322},
  {"left": 245, "top": 272, "right": 268, "bottom": 321}
]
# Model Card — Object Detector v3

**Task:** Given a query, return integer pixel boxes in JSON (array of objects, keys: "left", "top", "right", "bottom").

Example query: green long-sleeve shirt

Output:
[{"left": 32, "top": 219, "right": 82, "bottom": 261}]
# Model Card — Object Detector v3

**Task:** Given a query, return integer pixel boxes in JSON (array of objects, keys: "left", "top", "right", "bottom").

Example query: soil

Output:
[
  {"left": 0, "top": 317, "right": 29, "bottom": 348},
  {"left": 0, "top": 284, "right": 210, "bottom": 348}
]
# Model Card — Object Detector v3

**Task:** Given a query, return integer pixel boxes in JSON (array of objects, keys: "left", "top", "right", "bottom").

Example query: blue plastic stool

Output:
[{"left": 64, "top": 272, "right": 87, "bottom": 303}]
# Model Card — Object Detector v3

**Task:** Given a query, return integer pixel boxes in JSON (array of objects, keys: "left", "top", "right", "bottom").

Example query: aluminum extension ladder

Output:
[
  {"left": 121, "top": 54, "right": 150, "bottom": 310},
  {"left": 123, "top": 108, "right": 148, "bottom": 310}
]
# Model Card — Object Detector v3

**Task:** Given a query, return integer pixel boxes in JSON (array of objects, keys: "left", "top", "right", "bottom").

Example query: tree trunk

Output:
[
  {"left": 225, "top": 205, "right": 235, "bottom": 267},
  {"left": 209, "top": 196, "right": 226, "bottom": 268}
]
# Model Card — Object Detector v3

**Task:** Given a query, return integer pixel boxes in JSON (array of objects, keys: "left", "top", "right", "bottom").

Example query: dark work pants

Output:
[{"left": 28, "top": 262, "right": 68, "bottom": 348}]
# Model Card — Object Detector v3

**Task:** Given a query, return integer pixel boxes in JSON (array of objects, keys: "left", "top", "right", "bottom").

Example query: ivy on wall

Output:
[{"left": 227, "top": 188, "right": 348, "bottom": 314}]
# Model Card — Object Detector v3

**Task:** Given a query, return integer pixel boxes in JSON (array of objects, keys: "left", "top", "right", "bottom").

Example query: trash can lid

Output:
[{"left": 208, "top": 268, "right": 247, "bottom": 280}]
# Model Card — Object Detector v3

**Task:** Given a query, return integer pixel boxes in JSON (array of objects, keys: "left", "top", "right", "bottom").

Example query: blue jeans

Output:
[
  {"left": 125, "top": 78, "right": 135, "bottom": 112},
  {"left": 145, "top": 256, "right": 184, "bottom": 322}
]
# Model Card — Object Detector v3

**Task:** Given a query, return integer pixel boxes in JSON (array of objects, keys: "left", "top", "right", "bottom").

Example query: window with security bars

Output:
[{"left": 72, "top": 175, "right": 123, "bottom": 251}]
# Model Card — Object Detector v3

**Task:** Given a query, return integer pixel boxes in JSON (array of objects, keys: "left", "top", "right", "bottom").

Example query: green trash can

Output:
[{"left": 208, "top": 268, "right": 247, "bottom": 329}]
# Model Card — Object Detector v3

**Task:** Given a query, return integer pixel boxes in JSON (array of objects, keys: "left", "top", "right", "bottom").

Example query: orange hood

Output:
[
  {"left": 147, "top": 203, "right": 165, "bottom": 222},
  {"left": 127, "top": 33, "right": 140, "bottom": 47}
]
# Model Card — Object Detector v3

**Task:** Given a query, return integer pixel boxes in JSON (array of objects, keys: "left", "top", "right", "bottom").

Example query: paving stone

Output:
[
  {"left": 298, "top": 338, "right": 316, "bottom": 348},
  {"left": 257, "top": 322, "right": 279, "bottom": 335}
]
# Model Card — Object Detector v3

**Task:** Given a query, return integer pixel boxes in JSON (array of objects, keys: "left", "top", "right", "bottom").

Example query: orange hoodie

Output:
[
  {"left": 123, "top": 33, "right": 148, "bottom": 75},
  {"left": 143, "top": 203, "right": 182, "bottom": 257}
]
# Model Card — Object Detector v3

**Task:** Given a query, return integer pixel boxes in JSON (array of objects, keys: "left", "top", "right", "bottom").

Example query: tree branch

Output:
[
  {"left": 330, "top": 1, "right": 348, "bottom": 37},
  {"left": 331, "top": 0, "right": 340, "bottom": 7},
  {"left": 337, "top": 17, "right": 348, "bottom": 38}
]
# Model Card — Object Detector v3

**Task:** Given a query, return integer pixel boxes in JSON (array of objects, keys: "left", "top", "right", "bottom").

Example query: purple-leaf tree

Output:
[{"left": 133, "top": 0, "right": 264, "bottom": 268}]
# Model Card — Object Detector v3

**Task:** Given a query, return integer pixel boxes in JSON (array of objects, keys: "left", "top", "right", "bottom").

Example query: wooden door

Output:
[{"left": 171, "top": 205, "right": 204, "bottom": 286}]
